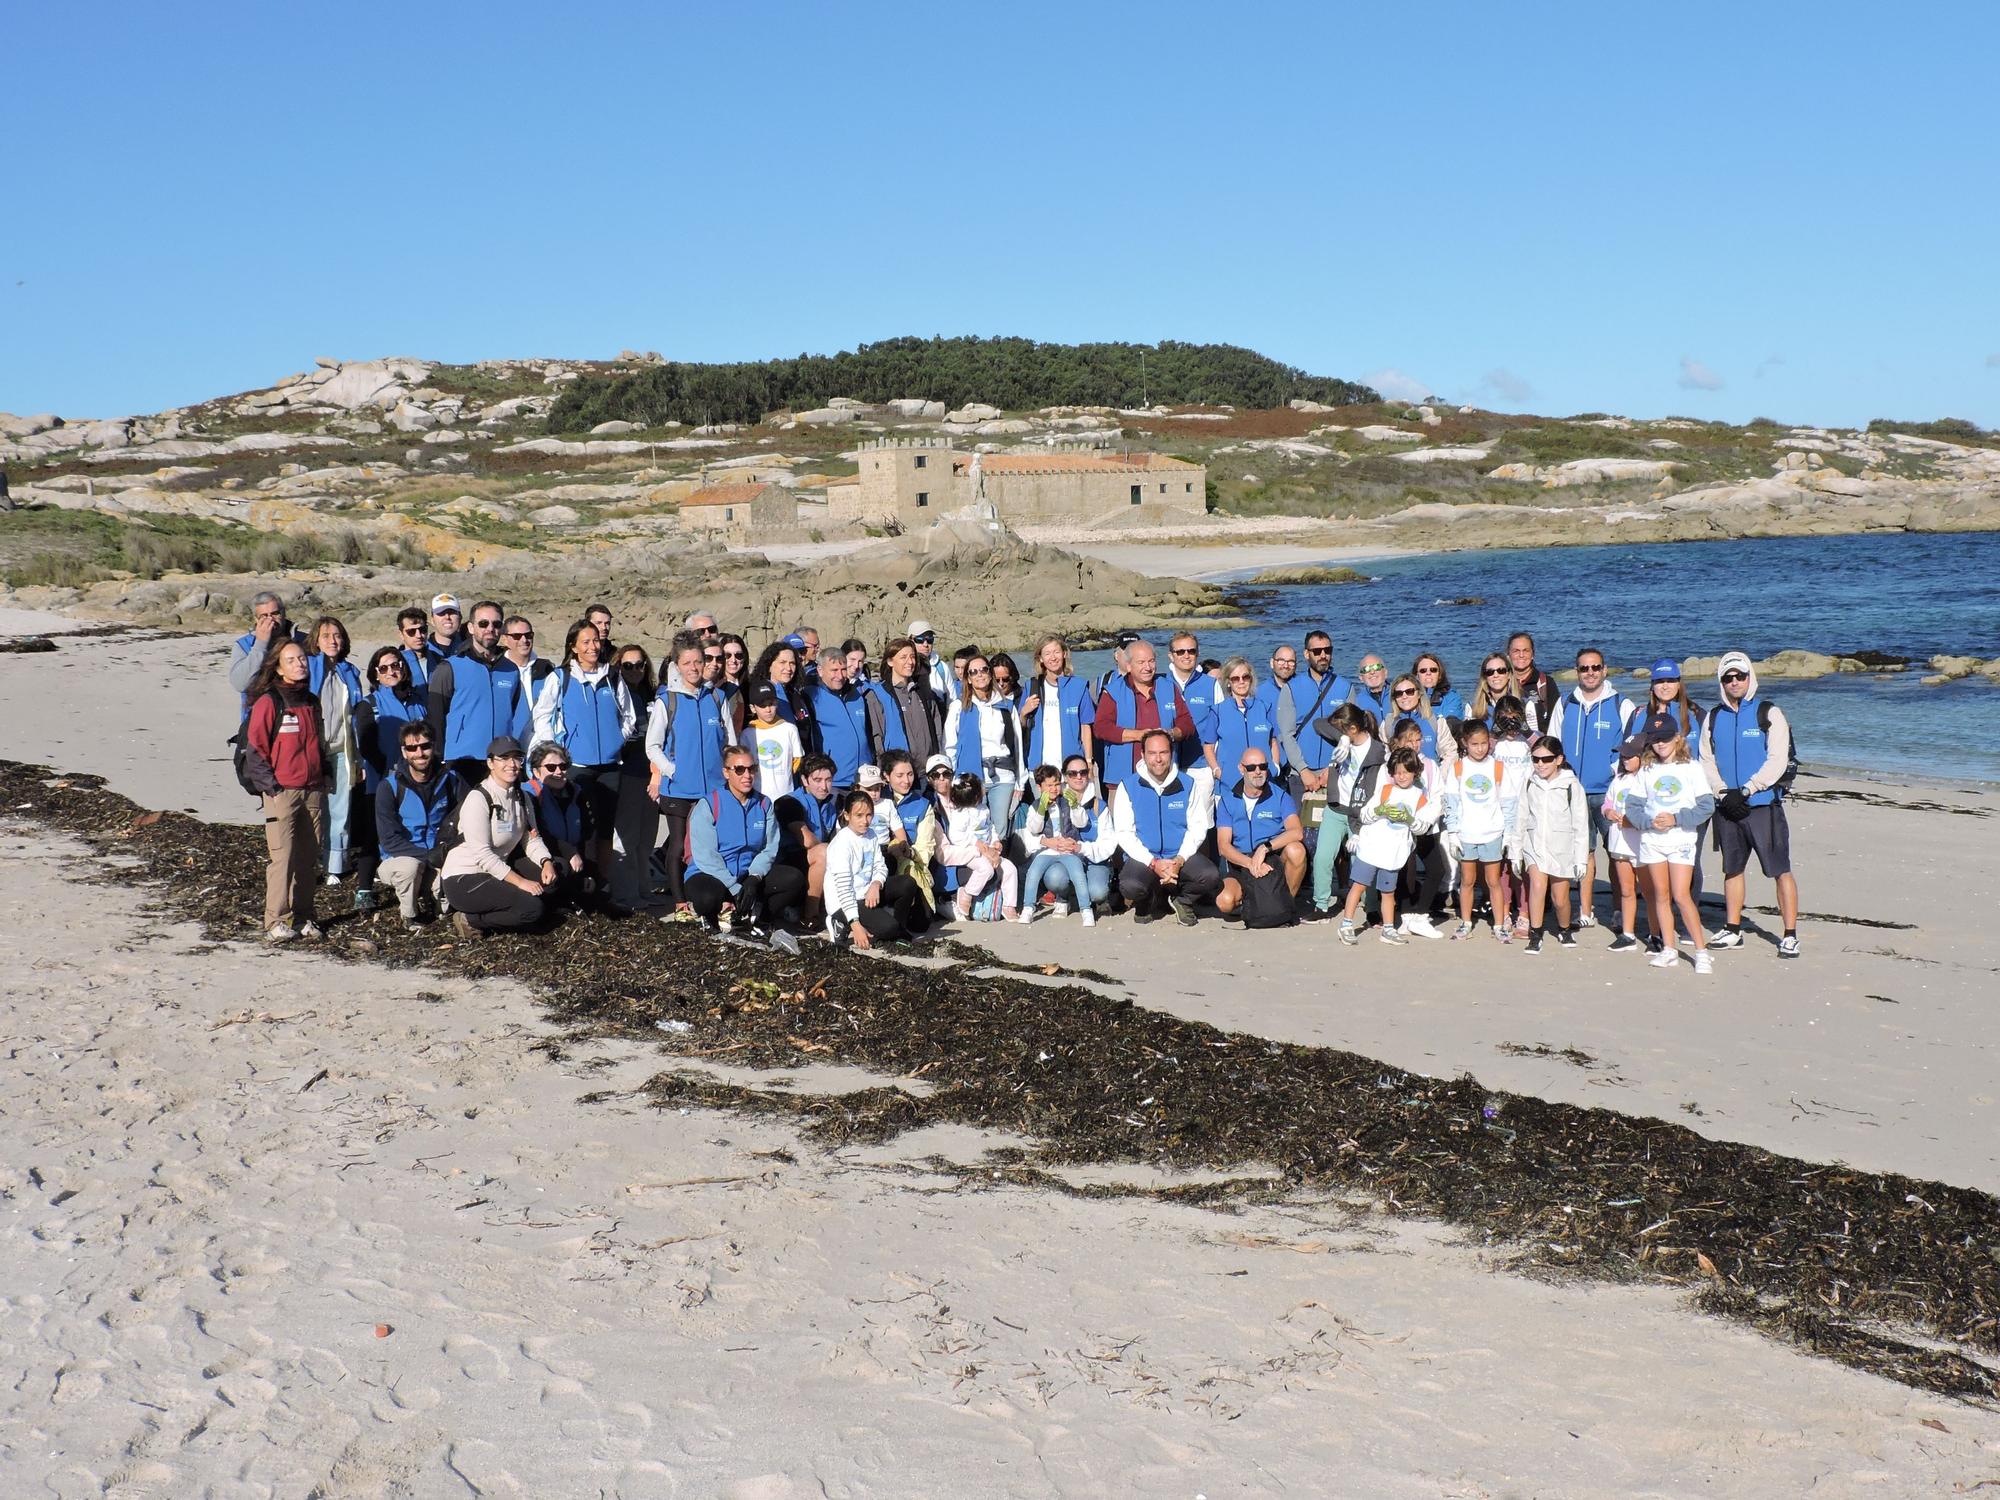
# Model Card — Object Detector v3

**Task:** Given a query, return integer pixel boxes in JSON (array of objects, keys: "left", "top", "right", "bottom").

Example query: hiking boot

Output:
[
  {"left": 1778, "top": 934, "right": 1801, "bottom": 959},
  {"left": 265, "top": 923, "right": 298, "bottom": 944},
  {"left": 1170, "top": 895, "right": 1198, "bottom": 927},
  {"left": 1692, "top": 950, "right": 1714, "bottom": 975},
  {"left": 1608, "top": 932, "right": 1639, "bottom": 953},
  {"left": 1707, "top": 927, "right": 1745, "bottom": 950}
]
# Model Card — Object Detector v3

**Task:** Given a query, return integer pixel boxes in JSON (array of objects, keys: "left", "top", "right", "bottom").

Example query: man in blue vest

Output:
[
  {"left": 1281, "top": 630, "right": 1351, "bottom": 809},
  {"left": 427, "top": 592, "right": 467, "bottom": 659},
  {"left": 1547, "top": 644, "right": 1636, "bottom": 929},
  {"left": 1109, "top": 729, "right": 1221, "bottom": 925},
  {"left": 1213, "top": 747, "right": 1306, "bottom": 920},
  {"left": 395, "top": 606, "right": 442, "bottom": 688},
  {"left": 1699, "top": 651, "right": 1801, "bottom": 958},
  {"left": 227, "top": 592, "right": 308, "bottom": 717},
  {"left": 1165, "top": 631, "right": 1224, "bottom": 792},
  {"left": 1092, "top": 640, "right": 1198, "bottom": 796},
  {"left": 648, "top": 631, "right": 735, "bottom": 914},
  {"left": 806, "top": 650, "right": 871, "bottom": 790},
  {"left": 683, "top": 746, "right": 803, "bottom": 953},
  {"left": 373, "top": 721, "right": 462, "bottom": 926},
  {"left": 426, "top": 600, "right": 530, "bottom": 787}
]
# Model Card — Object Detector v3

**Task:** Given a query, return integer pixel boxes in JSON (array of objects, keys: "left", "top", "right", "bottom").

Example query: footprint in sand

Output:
[{"left": 442, "top": 1333, "right": 510, "bottom": 1382}]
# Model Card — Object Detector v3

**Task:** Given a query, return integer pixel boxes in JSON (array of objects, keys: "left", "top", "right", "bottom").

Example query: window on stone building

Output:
[
  {"left": 1159, "top": 482, "right": 1167, "bottom": 493},
  {"left": 1185, "top": 482, "right": 1193, "bottom": 493},
  {"left": 916, "top": 492, "right": 929, "bottom": 507},
  {"left": 724, "top": 507, "right": 734, "bottom": 521},
  {"left": 914, "top": 455, "right": 927, "bottom": 469},
  {"left": 1130, "top": 485, "right": 1142, "bottom": 505}
]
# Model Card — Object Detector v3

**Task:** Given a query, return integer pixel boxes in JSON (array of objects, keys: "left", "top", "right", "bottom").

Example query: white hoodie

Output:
[{"left": 1109, "top": 760, "right": 1213, "bottom": 864}]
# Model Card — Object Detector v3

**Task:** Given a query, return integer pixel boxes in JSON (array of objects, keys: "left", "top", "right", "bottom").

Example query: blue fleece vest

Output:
[
  {"left": 1213, "top": 694, "right": 1277, "bottom": 781},
  {"left": 952, "top": 696, "right": 1018, "bottom": 779},
  {"left": 442, "top": 655, "right": 526, "bottom": 763},
  {"left": 1559, "top": 691, "right": 1631, "bottom": 795},
  {"left": 1284, "top": 670, "right": 1351, "bottom": 772},
  {"left": 711, "top": 789, "right": 773, "bottom": 879},
  {"left": 362, "top": 686, "right": 425, "bottom": 790},
  {"left": 781, "top": 788, "right": 840, "bottom": 849},
  {"left": 658, "top": 686, "right": 730, "bottom": 801},
  {"left": 1217, "top": 781, "right": 1297, "bottom": 852},
  {"left": 390, "top": 769, "right": 456, "bottom": 850},
  {"left": 529, "top": 779, "right": 584, "bottom": 848},
  {"left": 865, "top": 682, "right": 911, "bottom": 754},
  {"left": 1169, "top": 670, "right": 1220, "bottom": 771},
  {"left": 1024, "top": 674, "right": 1094, "bottom": 768},
  {"left": 549, "top": 668, "right": 624, "bottom": 767},
  {"left": 307, "top": 653, "right": 363, "bottom": 702},
  {"left": 1347, "top": 680, "right": 1392, "bottom": 724},
  {"left": 809, "top": 682, "right": 872, "bottom": 786},
  {"left": 889, "top": 788, "right": 934, "bottom": 842},
  {"left": 1122, "top": 772, "right": 1195, "bottom": 860},
  {"left": 402, "top": 642, "right": 443, "bottom": 689},
  {"left": 1708, "top": 697, "right": 1780, "bottom": 807},
  {"left": 1098, "top": 675, "right": 1189, "bottom": 787},
  {"left": 1031, "top": 794, "right": 1098, "bottom": 845}
]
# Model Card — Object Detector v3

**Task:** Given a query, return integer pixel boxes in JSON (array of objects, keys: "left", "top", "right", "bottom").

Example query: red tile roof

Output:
[{"left": 682, "top": 481, "right": 773, "bottom": 509}]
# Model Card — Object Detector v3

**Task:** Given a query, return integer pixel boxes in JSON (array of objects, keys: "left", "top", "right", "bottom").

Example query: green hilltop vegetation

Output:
[{"left": 545, "top": 336, "right": 1380, "bottom": 432}]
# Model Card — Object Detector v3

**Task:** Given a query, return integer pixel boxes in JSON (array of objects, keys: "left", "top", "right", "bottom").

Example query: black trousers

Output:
[
  {"left": 1118, "top": 852, "right": 1222, "bottom": 913},
  {"left": 685, "top": 864, "right": 806, "bottom": 932},
  {"left": 655, "top": 795, "right": 695, "bottom": 907},
  {"left": 441, "top": 856, "right": 546, "bottom": 931},
  {"left": 840, "top": 873, "right": 927, "bottom": 943},
  {"left": 349, "top": 781, "right": 381, "bottom": 887},
  {"left": 1399, "top": 832, "right": 1449, "bottom": 916}
]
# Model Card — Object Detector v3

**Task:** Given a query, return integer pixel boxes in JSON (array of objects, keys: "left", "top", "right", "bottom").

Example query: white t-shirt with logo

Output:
[
  {"left": 748, "top": 720, "right": 803, "bottom": 801},
  {"left": 1636, "top": 760, "right": 1712, "bottom": 864}
]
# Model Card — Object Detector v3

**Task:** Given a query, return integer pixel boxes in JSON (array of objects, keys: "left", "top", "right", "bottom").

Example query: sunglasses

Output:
[
  {"left": 1227, "top": 674, "right": 1252, "bottom": 683},
  {"left": 1360, "top": 664, "right": 1385, "bottom": 673},
  {"left": 1170, "top": 646, "right": 1198, "bottom": 656},
  {"left": 405, "top": 741, "right": 434, "bottom": 751},
  {"left": 619, "top": 660, "right": 645, "bottom": 671},
  {"left": 400, "top": 624, "right": 424, "bottom": 636},
  {"left": 506, "top": 630, "right": 533, "bottom": 640},
  {"left": 378, "top": 662, "right": 405, "bottom": 674},
  {"left": 1532, "top": 754, "right": 1559, "bottom": 764},
  {"left": 724, "top": 648, "right": 745, "bottom": 659},
  {"left": 1306, "top": 646, "right": 1332, "bottom": 655},
  {"left": 725, "top": 763, "right": 755, "bottom": 775},
  {"left": 1484, "top": 666, "right": 1510, "bottom": 676},
  {"left": 703, "top": 653, "right": 723, "bottom": 664},
  {"left": 1064, "top": 768, "right": 1091, "bottom": 778},
  {"left": 912, "top": 633, "right": 936, "bottom": 643},
  {"left": 968, "top": 666, "right": 991, "bottom": 676},
  {"left": 1417, "top": 665, "right": 1440, "bottom": 675},
  {"left": 1241, "top": 763, "right": 1268, "bottom": 773},
  {"left": 1393, "top": 687, "right": 1418, "bottom": 697},
  {"left": 1721, "top": 671, "right": 1749, "bottom": 684},
  {"left": 1578, "top": 662, "right": 1605, "bottom": 673},
  {"left": 539, "top": 762, "right": 568, "bottom": 775},
  {"left": 473, "top": 619, "right": 502, "bottom": 630}
]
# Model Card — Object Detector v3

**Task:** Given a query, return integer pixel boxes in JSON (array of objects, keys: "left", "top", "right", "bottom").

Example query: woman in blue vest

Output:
[
  {"left": 525, "top": 740, "right": 591, "bottom": 912},
  {"left": 307, "top": 616, "right": 367, "bottom": 894},
  {"left": 1212, "top": 657, "right": 1281, "bottom": 781},
  {"left": 531, "top": 618, "right": 635, "bottom": 899},
  {"left": 1020, "top": 635, "right": 1096, "bottom": 778},
  {"left": 944, "top": 654, "right": 1026, "bottom": 841},
  {"left": 747, "top": 641, "right": 814, "bottom": 741},
  {"left": 1412, "top": 651, "right": 1466, "bottom": 728},
  {"left": 607, "top": 644, "right": 659, "bottom": 914},
  {"left": 1388, "top": 671, "right": 1457, "bottom": 764},
  {"left": 352, "top": 644, "right": 428, "bottom": 909},
  {"left": 648, "top": 631, "right": 735, "bottom": 915}
]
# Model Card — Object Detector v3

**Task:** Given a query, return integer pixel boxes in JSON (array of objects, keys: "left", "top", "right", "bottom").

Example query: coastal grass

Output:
[
  {"left": 0, "top": 507, "right": 427, "bottom": 588},
  {"left": 9, "top": 757, "right": 1996, "bottom": 1404}
]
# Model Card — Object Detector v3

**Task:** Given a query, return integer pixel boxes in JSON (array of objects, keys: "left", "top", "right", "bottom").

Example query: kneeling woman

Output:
[
  {"left": 826, "top": 788, "right": 925, "bottom": 948},
  {"left": 440, "top": 735, "right": 560, "bottom": 936}
]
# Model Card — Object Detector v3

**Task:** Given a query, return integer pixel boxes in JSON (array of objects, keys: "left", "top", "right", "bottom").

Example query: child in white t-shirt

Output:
[
  {"left": 744, "top": 684, "right": 803, "bottom": 801},
  {"left": 1490, "top": 698, "right": 1532, "bottom": 934},
  {"left": 1341, "top": 748, "right": 1437, "bottom": 946},
  {"left": 1600, "top": 736, "right": 1651, "bottom": 952},
  {"left": 1636, "top": 728, "right": 1717, "bottom": 973},
  {"left": 1444, "top": 720, "right": 1513, "bottom": 940}
]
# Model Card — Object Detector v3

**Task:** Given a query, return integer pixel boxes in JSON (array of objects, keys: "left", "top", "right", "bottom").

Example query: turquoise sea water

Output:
[{"left": 1071, "top": 532, "right": 2000, "bottom": 784}]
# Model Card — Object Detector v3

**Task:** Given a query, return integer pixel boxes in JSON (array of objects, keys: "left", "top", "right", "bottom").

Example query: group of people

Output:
[{"left": 228, "top": 590, "right": 1804, "bottom": 971}]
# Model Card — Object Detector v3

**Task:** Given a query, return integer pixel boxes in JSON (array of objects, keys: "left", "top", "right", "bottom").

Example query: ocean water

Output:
[{"left": 1070, "top": 532, "right": 2000, "bottom": 784}]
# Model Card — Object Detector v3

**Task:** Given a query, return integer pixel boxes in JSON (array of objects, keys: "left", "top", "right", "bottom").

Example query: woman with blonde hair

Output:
[
  {"left": 1466, "top": 653, "right": 1521, "bottom": 727},
  {"left": 1020, "top": 633, "right": 1095, "bottom": 777},
  {"left": 1387, "top": 671, "right": 1457, "bottom": 763}
]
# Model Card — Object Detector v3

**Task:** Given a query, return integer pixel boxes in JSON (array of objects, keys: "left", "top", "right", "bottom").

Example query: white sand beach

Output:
[{"left": 3, "top": 628, "right": 1997, "bottom": 1496}]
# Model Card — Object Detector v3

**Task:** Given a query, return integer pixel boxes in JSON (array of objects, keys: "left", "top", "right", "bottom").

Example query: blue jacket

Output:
[
  {"left": 1284, "top": 670, "right": 1351, "bottom": 772},
  {"left": 808, "top": 680, "right": 873, "bottom": 787},
  {"left": 1021, "top": 673, "right": 1095, "bottom": 769},
  {"left": 1430, "top": 687, "right": 1467, "bottom": 722},
  {"left": 430, "top": 653, "right": 528, "bottom": 763},
  {"left": 655, "top": 684, "right": 732, "bottom": 802},
  {"left": 1213, "top": 693, "right": 1277, "bottom": 782},
  {"left": 688, "top": 788, "right": 779, "bottom": 892},
  {"left": 528, "top": 777, "right": 588, "bottom": 851},
  {"left": 1216, "top": 780, "right": 1299, "bottom": 853},
  {"left": 547, "top": 667, "right": 627, "bottom": 767},
  {"left": 1098, "top": 673, "right": 1190, "bottom": 788},
  {"left": 401, "top": 641, "right": 446, "bottom": 689},
  {"left": 308, "top": 653, "right": 364, "bottom": 703},
  {"left": 374, "top": 768, "right": 461, "bottom": 862},
  {"left": 1556, "top": 690, "right": 1635, "bottom": 795},
  {"left": 1122, "top": 770, "right": 1197, "bottom": 861},
  {"left": 1707, "top": 696, "right": 1782, "bottom": 807},
  {"left": 1169, "top": 670, "right": 1222, "bottom": 773},
  {"left": 886, "top": 787, "right": 935, "bottom": 843},
  {"left": 949, "top": 695, "right": 1023, "bottom": 779},
  {"left": 355, "top": 684, "right": 426, "bottom": 790},
  {"left": 1347, "top": 680, "right": 1392, "bottom": 725}
]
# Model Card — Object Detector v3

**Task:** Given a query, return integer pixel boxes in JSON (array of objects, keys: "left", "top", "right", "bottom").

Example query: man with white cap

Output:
[
  {"left": 908, "top": 618, "right": 953, "bottom": 701},
  {"left": 428, "top": 593, "right": 466, "bottom": 658},
  {"left": 1700, "top": 650, "right": 1802, "bottom": 957}
]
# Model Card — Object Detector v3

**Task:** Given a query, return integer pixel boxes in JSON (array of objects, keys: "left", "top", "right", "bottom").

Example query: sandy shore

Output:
[{"left": 4, "top": 631, "right": 1998, "bottom": 1494}]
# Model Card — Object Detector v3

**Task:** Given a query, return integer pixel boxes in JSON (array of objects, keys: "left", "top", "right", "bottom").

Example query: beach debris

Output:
[
  {"left": 8, "top": 754, "right": 1998, "bottom": 1402},
  {"left": 374, "top": 1323, "right": 393, "bottom": 1338}
]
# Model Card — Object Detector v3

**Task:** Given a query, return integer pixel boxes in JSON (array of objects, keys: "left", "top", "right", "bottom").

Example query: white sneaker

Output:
[
  {"left": 1648, "top": 949, "right": 1681, "bottom": 969},
  {"left": 1400, "top": 914, "right": 1443, "bottom": 941},
  {"left": 1049, "top": 900, "right": 1070, "bottom": 918},
  {"left": 1080, "top": 908, "right": 1096, "bottom": 928},
  {"left": 1015, "top": 909, "right": 1036, "bottom": 925},
  {"left": 1692, "top": 951, "right": 1714, "bottom": 975},
  {"left": 1577, "top": 912, "right": 1598, "bottom": 929},
  {"left": 265, "top": 923, "right": 298, "bottom": 944}
]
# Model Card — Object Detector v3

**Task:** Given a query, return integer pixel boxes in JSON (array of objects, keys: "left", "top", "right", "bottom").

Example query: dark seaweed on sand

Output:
[{"left": 8, "top": 758, "right": 1997, "bottom": 1403}]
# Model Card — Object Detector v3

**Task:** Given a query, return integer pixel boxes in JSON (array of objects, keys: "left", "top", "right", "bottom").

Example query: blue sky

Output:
[{"left": 6, "top": 2, "right": 1995, "bottom": 428}]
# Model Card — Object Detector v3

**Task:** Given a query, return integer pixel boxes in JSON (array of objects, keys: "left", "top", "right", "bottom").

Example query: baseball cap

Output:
[
  {"left": 748, "top": 683, "right": 777, "bottom": 707},
  {"left": 907, "top": 618, "right": 934, "bottom": 638},
  {"left": 1716, "top": 650, "right": 1754, "bottom": 682},
  {"left": 781, "top": 633, "right": 808, "bottom": 651},
  {"left": 1616, "top": 733, "right": 1651, "bottom": 760},
  {"left": 924, "top": 754, "right": 951, "bottom": 776},
  {"left": 431, "top": 593, "right": 461, "bottom": 615},
  {"left": 856, "top": 764, "right": 884, "bottom": 790},
  {"left": 1649, "top": 657, "right": 1681, "bottom": 682},
  {"left": 486, "top": 735, "right": 524, "bottom": 758},
  {"left": 1114, "top": 630, "right": 1143, "bottom": 647}
]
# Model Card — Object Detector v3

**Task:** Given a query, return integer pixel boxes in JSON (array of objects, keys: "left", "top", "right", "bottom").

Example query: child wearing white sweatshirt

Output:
[{"left": 941, "top": 772, "right": 1019, "bottom": 921}]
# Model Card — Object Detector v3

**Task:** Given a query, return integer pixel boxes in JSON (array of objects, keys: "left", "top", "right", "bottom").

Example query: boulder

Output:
[
  {"left": 946, "top": 403, "right": 1002, "bottom": 423},
  {"left": 1392, "top": 445, "right": 1492, "bottom": 464},
  {"left": 526, "top": 504, "right": 582, "bottom": 527},
  {"left": 590, "top": 420, "right": 642, "bottom": 435},
  {"left": 975, "top": 418, "right": 1036, "bottom": 435},
  {"left": 0, "top": 413, "right": 61, "bottom": 438},
  {"left": 387, "top": 401, "right": 436, "bottom": 432},
  {"left": 827, "top": 397, "right": 868, "bottom": 411},
  {"left": 1354, "top": 425, "right": 1425, "bottom": 443},
  {"left": 797, "top": 407, "right": 859, "bottom": 425},
  {"left": 1288, "top": 399, "right": 1337, "bottom": 413},
  {"left": 887, "top": 398, "right": 947, "bottom": 419},
  {"left": 1414, "top": 405, "right": 1442, "bottom": 427},
  {"left": 422, "top": 429, "right": 466, "bottom": 444}
]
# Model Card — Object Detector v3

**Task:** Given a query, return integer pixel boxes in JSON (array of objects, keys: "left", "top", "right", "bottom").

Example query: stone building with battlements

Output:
[{"left": 828, "top": 438, "right": 1207, "bottom": 529}]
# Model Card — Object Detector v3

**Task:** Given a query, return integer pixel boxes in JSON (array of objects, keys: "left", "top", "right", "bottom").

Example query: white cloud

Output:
[
  {"left": 1479, "top": 367, "right": 1534, "bottom": 403},
  {"left": 1753, "top": 353, "right": 1785, "bottom": 380},
  {"left": 1678, "top": 356, "right": 1725, "bottom": 392},
  {"left": 1363, "top": 368, "right": 1434, "bottom": 404}
]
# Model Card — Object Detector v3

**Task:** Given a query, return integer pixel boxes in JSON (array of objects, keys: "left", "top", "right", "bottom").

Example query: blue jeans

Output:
[{"left": 1031, "top": 852, "right": 1110, "bottom": 907}]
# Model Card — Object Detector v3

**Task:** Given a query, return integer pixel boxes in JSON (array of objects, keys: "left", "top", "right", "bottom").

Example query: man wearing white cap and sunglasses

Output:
[
  {"left": 428, "top": 593, "right": 466, "bottom": 659},
  {"left": 907, "top": 618, "right": 953, "bottom": 701}
]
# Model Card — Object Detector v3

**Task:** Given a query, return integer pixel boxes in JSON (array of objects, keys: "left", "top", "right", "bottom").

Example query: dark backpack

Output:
[
  {"left": 1758, "top": 700, "right": 1800, "bottom": 794},
  {"left": 229, "top": 691, "right": 285, "bottom": 797},
  {"left": 1238, "top": 861, "right": 1299, "bottom": 928},
  {"left": 433, "top": 784, "right": 493, "bottom": 864}
]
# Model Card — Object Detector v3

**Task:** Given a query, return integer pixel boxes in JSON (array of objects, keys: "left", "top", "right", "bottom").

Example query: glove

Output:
[
  {"left": 1441, "top": 831, "right": 1462, "bottom": 865},
  {"left": 1719, "top": 788, "right": 1751, "bottom": 821}
]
